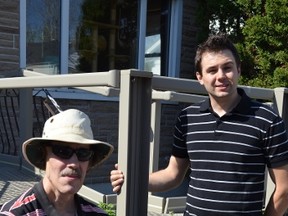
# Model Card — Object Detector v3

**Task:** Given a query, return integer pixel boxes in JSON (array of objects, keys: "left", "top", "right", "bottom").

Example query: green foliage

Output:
[
  {"left": 195, "top": 0, "right": 243, "bottom": 42},
  {"left": 273, "top": 67, "right": 288, "bottom": 88},
  {"left": 98, "top": 202, "right": 116, "bottom": 216},
  {"left": 234, "top": 43, "right": 254, "bottom": 78},
  {"left": 239, "top": 73, "right": 274, "bottom": 88},
  {"left": 240, "top": 0, "right": 288, "bottom": 87},
  {"left": 196, "top": 0, "right": 288, "bottom": 88}
]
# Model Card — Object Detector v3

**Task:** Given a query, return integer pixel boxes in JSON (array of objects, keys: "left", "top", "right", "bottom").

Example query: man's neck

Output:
[
  {"left": 210, "top": 91, "right": 241, "bottom": 117},
  {"left": 43, "top": 180, "right": 77, "bottom": 216},
  {"left": 52, "top": 196, "right": 77, "bottom": 216}
]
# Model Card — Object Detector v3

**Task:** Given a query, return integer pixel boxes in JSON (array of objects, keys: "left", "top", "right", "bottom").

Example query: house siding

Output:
[{"left": 0, "top": 0, "right": 19, "bottom": 75}]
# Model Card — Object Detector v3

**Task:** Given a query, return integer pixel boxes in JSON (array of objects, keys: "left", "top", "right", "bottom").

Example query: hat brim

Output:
[{"left": 22, "top": 136, "right": 114, "bottom": 170}]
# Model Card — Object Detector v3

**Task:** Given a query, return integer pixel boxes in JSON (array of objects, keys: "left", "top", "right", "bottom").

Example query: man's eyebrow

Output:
[
  {"left": 205, "top": 61, "right": 234, "bottom": 71},
  {"left": 206, "top": 65, "right": 217, "bottom": 70},
  {"left": 223, "top": 61, "right": 234, "bottom": 66}
]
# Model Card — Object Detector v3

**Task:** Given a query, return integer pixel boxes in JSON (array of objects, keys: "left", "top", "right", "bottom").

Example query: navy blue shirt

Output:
[{"left": 173, "top": 88, "right": 288, "bottom": 215}]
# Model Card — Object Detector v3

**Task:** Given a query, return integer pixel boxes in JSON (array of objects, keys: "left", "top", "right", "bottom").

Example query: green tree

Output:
[
  {"left": 98, "top": 202, "right": 116, "bottom": 216},
  {"left": 195, "top": 0, "right": 244, "bottom": 43},
  {"left": 196, "top": 0, "right": 288, "bottom": 88},
  {"left": 238, "top": 0, "right": 288, "bottom": 88}
]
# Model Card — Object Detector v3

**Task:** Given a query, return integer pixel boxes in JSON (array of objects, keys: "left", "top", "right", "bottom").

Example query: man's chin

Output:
[
  {"left": 60, "top": 185, "right": 81, "bottom": 195},
  {"left": 211, "top": 91, "right": 230, "bottom": 98}
]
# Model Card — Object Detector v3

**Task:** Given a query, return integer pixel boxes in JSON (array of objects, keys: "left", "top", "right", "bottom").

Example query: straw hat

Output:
[{"left": 22, "top": 109, "right": 114, "bottom": 170}]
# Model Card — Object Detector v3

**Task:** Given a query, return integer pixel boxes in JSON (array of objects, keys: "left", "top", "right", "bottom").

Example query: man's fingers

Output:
[
  {"left": 112, "top": 185, "right": 122, "bottom": 194},
  {"left": 110, "top": 171, "right": 124, "bottom": 180},
  {"left": 110, "top": 163, "right": 124, "bottom": 194},
  {"left": 111, "top": 176, "right": 124, "bottom": 186}
]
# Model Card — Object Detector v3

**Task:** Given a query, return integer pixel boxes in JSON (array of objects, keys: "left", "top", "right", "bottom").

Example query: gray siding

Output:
[{"left": 0, "top": 0, "right": 19, "bottom": 75}]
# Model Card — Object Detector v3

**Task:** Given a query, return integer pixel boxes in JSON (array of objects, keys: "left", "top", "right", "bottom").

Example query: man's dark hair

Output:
[{"left": 195, "top": 33, "right": 241, "bottom": 75}]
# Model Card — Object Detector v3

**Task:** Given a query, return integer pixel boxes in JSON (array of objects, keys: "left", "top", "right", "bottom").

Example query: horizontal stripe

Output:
[{"left": 190, "top": 175, "right": 264, "bottom": 185}]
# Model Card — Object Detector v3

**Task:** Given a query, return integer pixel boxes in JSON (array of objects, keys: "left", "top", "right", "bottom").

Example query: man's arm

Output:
[
  {"left": 110, "top": 155, "right": 189, "bottom": 194},
  {"left": 149, "top": 155, "right": 189, "bottom": 192},
  {"left": 264, "top": 164, "right": 288, "bottom": 216}
]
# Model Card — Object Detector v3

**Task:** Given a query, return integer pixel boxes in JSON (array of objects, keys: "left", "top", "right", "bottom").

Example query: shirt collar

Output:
[{"left": 199, "top": 88, "right": 251, "bottom": 114}]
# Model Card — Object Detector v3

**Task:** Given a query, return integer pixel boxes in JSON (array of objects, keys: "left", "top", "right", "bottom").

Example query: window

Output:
[
  {"left": 145, "top": 1, "right": 170, "bottom": 76},
  {"left": 23, "top": 0, "right": 182, "bottom": 78},
  {"left": 69, "top": 0, "right": 138, "bottom": 73},
  {"left": 26, "top": 0, "right": 60, "bottom": 74},
  {"left": 145, "top": 34, "right": 161, "bottom": 75}
]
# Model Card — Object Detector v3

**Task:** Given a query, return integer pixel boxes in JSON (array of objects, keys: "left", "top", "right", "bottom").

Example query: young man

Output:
[
  {"left": 110, "top": 34, "right": 288, "bottom": 215},
  {"left": 0, "top": 109, "right": 114, "bottom": 216}
]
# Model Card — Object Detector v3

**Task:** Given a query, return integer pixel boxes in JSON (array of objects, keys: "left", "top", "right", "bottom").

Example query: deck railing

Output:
[{"left": 0, "top": 69, "right": 287, "bottom": 215}]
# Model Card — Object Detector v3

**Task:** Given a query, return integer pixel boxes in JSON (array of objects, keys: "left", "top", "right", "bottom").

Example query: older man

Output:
[{"left": 0, "top": 109, "right": 113, "bottom": 216}]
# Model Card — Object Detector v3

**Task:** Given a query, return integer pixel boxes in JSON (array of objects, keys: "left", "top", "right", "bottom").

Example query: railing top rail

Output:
[
  {"left": 0, "top": 70, "right": 280, "bottom": 102},
  {"left": 152, "top": 75, "right": 275, "bottom": 101},
  {"left": 0, "top": 69, "right": 120, "bottom": 89}
]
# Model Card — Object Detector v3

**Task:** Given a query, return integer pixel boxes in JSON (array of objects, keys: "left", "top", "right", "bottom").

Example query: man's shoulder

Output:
[
  {"left": 0, "top": 186, "right": 40, "bottom": 214},
  {"left": 181, "top": 100, "right": 206, "bottom": 113},
  {"left": 248, "top": 99, "right": 280, "bottom": 118},
  {"left": 237, "top": 89, "right": 277, "bottom": 117}
]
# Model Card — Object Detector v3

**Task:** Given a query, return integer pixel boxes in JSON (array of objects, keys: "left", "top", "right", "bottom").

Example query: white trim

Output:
[
  {"left": 168, "top": 0, "right": 183, "bottom": 77},
  {"left": 19, "top": 0, "right": 26, "bottom": 70},
  {"left": 61, "top": 0, "right": 70, "bottom": 74},
  {"left": 137, "top": 0, "right": 147, "bottom": 69},
  {"left": 33, "top": 88, "right": 119, "bottom": 102}
]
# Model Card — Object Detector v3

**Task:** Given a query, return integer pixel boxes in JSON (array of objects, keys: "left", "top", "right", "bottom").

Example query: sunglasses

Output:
[{"left": 48, "top": 144, "right": 94, "bottom": 162}]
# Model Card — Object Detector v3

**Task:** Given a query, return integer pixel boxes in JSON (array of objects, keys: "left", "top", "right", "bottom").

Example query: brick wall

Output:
[
  {"left": 180, "top": 0, "right": 200, "bottom": 79},
  {"left": 0, "top": 0, "right": 19, "bottom": 76}
]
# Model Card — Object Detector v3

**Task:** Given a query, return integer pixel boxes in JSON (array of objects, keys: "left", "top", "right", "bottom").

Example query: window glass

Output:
[
  {"left": 26, "top": 0, "right": 60, "bottom": 74},
  {"left": 69, "top": 0, "right": 138, "bottom": 73},
  {"left": 145, "top": 1, "right": 169, "bottom": 76},
  {"left": 145, "top": 34, "right": 161, "bottom": 75},
  {"left": 25, "top": 0, "right": 171, "bottom": 76}
]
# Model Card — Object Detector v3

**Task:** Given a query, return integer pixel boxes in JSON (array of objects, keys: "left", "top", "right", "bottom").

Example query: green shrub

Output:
[{"left": 98, "top": 202, "right": 116, "bottom": 216}]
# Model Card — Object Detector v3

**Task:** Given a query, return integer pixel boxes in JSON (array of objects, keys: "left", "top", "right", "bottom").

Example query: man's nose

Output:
[
  {"left": 217, "top": 69, "right": 226, "bottom": 78},
  {"left": 68, "top": 153, "right": 80, "bottom": 164}
]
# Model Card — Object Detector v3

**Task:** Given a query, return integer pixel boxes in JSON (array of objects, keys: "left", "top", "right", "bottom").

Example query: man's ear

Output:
[{"left": 196, "top": 71, "right": 203, "bottom": 85}]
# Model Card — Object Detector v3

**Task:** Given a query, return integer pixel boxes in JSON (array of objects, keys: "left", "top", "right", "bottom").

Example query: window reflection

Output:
[
  {"left": 26, "top": 0, "right": 60, "bottom": 74},
  {"left": 25, "top": 0, "right": 170, "bottom": 75},
  {"left": 145, "top": 34, "right": 161, "bottom": 75},
  {"left": 69, "top": 0, "right": 138, "bottom": 73},
  {"left": 145, "top": 1, "right": 169, "bottom": 76}
]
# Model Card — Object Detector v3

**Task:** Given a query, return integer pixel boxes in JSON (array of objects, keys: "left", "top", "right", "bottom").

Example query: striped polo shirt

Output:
[{"left": 172, "top": 88, "right": 288, "bottom": 216}]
